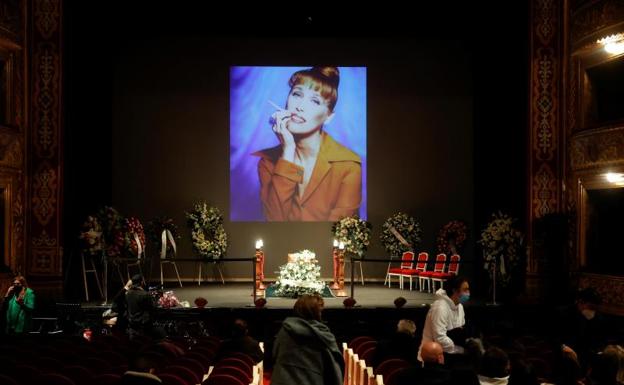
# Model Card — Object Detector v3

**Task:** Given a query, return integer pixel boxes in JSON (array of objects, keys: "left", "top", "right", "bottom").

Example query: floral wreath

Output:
[
  {"left": 147, "top": 216, "right": 181, "bottom": 257},
  {"left": 122, "top": 217, "right": 146, "bottom": 257},
  {"left": 380, "top": 212, "right": 422, "bottom": 256},
  {"left": 79, "top": 216, "right": 104, "bottom": 255},
  {"left": 478, "top": 212, "right": 524, "bottom": 287},
  {"left": 436, "top": 220, "right": 468, "bottom": 256},
  {"left": 331, "top": 215, "right": 372, "bottom": 257},
  {"left": 96, "top": 206, "right": 124, "bottom": 258},
  {"left": 186, "top": 202, "right": 228, "bottom": 259},
  {"left": 275, "top": 250, "right": 325, "bottom": 298}
]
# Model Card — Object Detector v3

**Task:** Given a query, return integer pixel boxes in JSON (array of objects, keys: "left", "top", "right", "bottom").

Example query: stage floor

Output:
[
  {"left": 155, "top": 282, "right": 434, "bottom": 309},
  {"left": 84, "top": 282, "right": 437, "bottom": 310}
]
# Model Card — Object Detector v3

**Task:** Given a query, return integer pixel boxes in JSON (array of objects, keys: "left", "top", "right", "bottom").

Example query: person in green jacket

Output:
[{"left": 4, "top": 275, "right": 35, "bottom": 334}]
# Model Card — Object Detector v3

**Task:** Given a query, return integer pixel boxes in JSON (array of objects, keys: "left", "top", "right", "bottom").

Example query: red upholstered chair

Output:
[
  {"left": 81, "top": 357, "right": 114, "bottom": 375},
  {"left": 159, "top": 373, "right": 188, "bottom": 385},
  {"left": 60, "top": 365, "right": 95, "bottom": 384},
  {"left": 36, "top": 356, "right": 65, "bottom": 371},
  {"left": 360, "top": 346, "right": 377, "bottom": 366},
  {"left": 355, "top": 340, "right": 377, "bottom": 357},
  {"left": 374, "top": 358, "right": 410, "bottom": 378},
  {"left": 202, "top": 374, "right": 246, "bottom": 385},
  {"left": 418, "top": 253, "right": 447, "bottom": 293},
  {"left": 163, "top": 365, "right": 201, "bottom": 385},
  {"left": 387, "top": 251, "right": 414, "bottom": 289},
  {"left": 93, "top": 373, "right": 121, "bottom": 385},
  {"left": 349, "top": 336, "right": 375, "bottom": 353},
  {"left": 210, "top": 365, "right": 252, "bottom": 384},
  {"left": 186, "top": 352, "right": 211, "bottom": 372},
  {"left": 174, "top": 357, "right": 205, "bottom": 379},
  {"left": 218, "top": 352, "right": 256, "bottom": 369},
  {"left": 35, "top": 373, "right": 77, "bottom": 385},
  {"left": 215, "top": 357, "right": 253, "bottom": 377},
  {"left": 401, "top": 252, "right": 429, "bottom": 291},
  {"left": 430, "top": 254, "right": 461, "bottom": 291}
]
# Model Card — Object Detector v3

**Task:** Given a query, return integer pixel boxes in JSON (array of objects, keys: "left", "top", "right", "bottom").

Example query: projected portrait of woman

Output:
[{"left": 230, "top": 66, "right": 366, "bottom": 222}]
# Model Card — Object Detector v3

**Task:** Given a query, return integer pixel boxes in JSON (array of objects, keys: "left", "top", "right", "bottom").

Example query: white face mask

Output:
[{"left": 581, "top": 309, "right": 596, "bottom": 320}]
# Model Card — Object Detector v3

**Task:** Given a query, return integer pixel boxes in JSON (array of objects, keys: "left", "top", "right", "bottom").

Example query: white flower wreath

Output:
[{"left": 186, "top": 202, "right": 228, "bottom": 259}]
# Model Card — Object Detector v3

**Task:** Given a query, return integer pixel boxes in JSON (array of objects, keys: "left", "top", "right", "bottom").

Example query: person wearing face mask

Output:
[
  {"left": 3, "top": 276, "right": 35, "bottom": 335},
  {"left": 253, "top": 66, "right": 362, "bottom": 221},
  {"left": 419, "top": 276, "right": 471, "bottom": 363},
  {"left": 554, "top": 287, "right": 607, "bottom": 373}
]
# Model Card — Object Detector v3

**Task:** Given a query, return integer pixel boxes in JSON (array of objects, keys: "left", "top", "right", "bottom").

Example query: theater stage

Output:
[{"left": 83, "top": 282, "right": 437, "bottom": 310}]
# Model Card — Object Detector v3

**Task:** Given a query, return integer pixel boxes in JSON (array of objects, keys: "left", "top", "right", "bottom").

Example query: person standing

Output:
[{"left": 4, "top": 276, "right": 35, "bottom": 335}]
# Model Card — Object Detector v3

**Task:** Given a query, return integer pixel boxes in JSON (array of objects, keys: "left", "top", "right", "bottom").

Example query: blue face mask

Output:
[{"left": 459, "top": 293, "right": 470, "bottom": 304}]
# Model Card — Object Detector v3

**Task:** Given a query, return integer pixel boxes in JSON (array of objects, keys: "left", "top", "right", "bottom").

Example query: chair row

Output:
[
  {"left": 344, "top": 336, "right": 412, "bottom": 385},
  {"left": 386, "top": 252, "right": 461, "bottom": 292}
]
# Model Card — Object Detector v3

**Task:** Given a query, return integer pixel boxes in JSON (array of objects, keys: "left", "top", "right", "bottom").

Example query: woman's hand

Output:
[
  {"left": 5, "top": 286, "right": 14, "bottom": 298},
  {"left": 271, "top": 110, "right": 296, "bottom": 162}
]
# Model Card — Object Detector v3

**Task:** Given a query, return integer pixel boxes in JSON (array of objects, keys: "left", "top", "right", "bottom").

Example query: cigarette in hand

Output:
[{"left": 268, "top": 100, "right": 285, "bottom": 111}]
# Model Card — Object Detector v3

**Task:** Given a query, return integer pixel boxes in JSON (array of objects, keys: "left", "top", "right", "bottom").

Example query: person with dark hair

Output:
[
  {"left": 3, "top": 276, "right": 35, "bottom": 335},
  {"left": 217, "top": 318, "right": 264, "bottom": 364},
  {"left": 555, "top": 287, "right": 607, "bottom": 371},
  {"left": 271, "top": 294, "right": 344, "bottom": 385},
  {"left": 586, "top": 346, "right": 623, "bottom": 385},
  {"left": 120, "top": 353, "right": 162, "bottom": 385},
  {"left": 478, "top": 347, "right": 510, "bottom": 385},
  {"left": 254, "top": 66, "right": 362, "bottom": 221},
  {"left": 420, "top": 276, "right": 470, "bottom": 361},
  {"left": 126, "top": 274, "right": 165, "bottom": 341}
]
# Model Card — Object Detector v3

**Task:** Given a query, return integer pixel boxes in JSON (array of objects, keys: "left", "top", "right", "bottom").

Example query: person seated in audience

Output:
[
  {"left": 217, "top": 318, "right": 264, "bottom": 364},
  {"left": 271, "top": 294, "right": 344, "bottom": 385},
  {"left": 555, "top": 287, "right": 607, "bottom": 371},
  {"left": 393, "top": 341, "right": 453, "bottom": 385},
  {"left": 126, "top": 274, "right": 166, "bottom": 341},
  {"left": 420, "top": 276, "right": 470, "bottom": 364},
  {"left": 478, "top": 347, "right": 510, "bottom": 385},
  {"left": 374, "top": 319, "right": 420, "bottom": 366},
  {"left": 3, "top": 276, "right": 35, "bottom": 335},
  {"left": 120, "top": 353, "right": 162, "bottom": 385},
  {"left": 585, "top": 345, "right": 623, "bottom": 385}
]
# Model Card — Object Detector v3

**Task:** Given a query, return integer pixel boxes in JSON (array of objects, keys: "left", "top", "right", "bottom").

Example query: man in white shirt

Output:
[{"left": 419, "top": 276, "right": 470, "bottom": 359}]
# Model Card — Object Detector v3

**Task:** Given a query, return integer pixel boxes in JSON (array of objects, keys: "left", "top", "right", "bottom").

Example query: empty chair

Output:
[
  {"left": 202, "top": 374, "right": 246, "bottom": 385},
  {"left": 217, "top": 352, "right": 256, "bottom": 370},
  {"left": 94, "top": 373, "right": 121, "bottom": 385},
  {"left": 418, "top": 253, "right": 447, "bottom": 293},
  {"left": 210, "top": 365, "right": 252, "bottom": 384},
  {"left": 386, "top": 251, "right": 414, "bottom": 289},
  {"left": 402, "top": 252, "right": 429, "bottom": 291},
  {"left": 430, "top": 254, "right": 461, "bottom": 291},
  {"left": 360, "top": 346, "right": 377, "bottom": 366},
  {"left": 173, "top": 357, "right": 205, "bottom": 379},
  {"left": 162, "top": 365, "right": 201, "bottom": 385},
  {"left": 355, "top": 340, "right": 377, "bottom": 357},
  {"left": 158, "top": 373, "right": 188, "bottom": 385},
  {"left": 215, "top": 357, "right": 253, "bottom": 377},
  {"left": 36, "top": 373, "right": 77, "bottom": 385},
  {"left": 375, "top": 358, "right": 410, "bottom": 378},
  {"left": 349, "top": 336, "right": 375, "bottom": 353}
]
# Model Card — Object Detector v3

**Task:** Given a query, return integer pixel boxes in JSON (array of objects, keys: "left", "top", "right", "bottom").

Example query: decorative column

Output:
[
  {"left": 254, "top": 239, "right": 265, "bottom": 294},
  {"left": 27, "top": 0, "right": 64, "bottom": 293},
  {"left": 527, "top": 0, "right": 565, "bottom": 299}
]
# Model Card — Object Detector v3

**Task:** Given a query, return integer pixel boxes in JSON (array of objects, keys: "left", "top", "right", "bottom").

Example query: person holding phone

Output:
[{"left": 4, "top": 276, "right": 35, "bottom": 335}]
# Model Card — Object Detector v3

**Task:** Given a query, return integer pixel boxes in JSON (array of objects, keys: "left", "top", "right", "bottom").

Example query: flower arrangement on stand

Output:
[
  {"left": 186, "top": 203, "right": 228, "bottom": 259},
  {"left": 147, "top": 216, "right": 181, "bottom": 257},
  {"left": 122, "top": 217, "right": 146, "bottom": 257},
  {"left": 479, "top": 212, "right": 524, "bottom": 288},
  {"left": 331, "top": 216, "right": 372, "bottom": 257},
  {"left": 159, "top": 291, "right": 180, "bottom": 308},
  {"left": 436, "top": 220, "right": 468, "bottom": 256},
  {"left": 96, "top": 206, "right": 124, "bottom": 259},
  {"left": 79, "top": 216, "right": 104, "bottom": 255},
  {"left": 380, "top": 212, "right": 421, "bottom": 256},
  {"left": 274, "top": 250, "right": 326, "bottom": 298}
]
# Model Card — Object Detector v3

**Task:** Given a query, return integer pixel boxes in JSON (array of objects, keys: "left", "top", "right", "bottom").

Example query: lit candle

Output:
[
  {"left": 338, "top": 241, "right": 345, "bottom": 250},
  {"left": 333, "top": 239, "right": 339, "bottom": 248},
  {"left": 255, "top": 239, "right": 264, "bottom": 249}
]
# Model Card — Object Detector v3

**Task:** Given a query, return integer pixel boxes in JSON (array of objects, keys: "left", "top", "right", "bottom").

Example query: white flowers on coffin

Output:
[{"left": 275, "top": 249, "right": 326, "bottom": 297}]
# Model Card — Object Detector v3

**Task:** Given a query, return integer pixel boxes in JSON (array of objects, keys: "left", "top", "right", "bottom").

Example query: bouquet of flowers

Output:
[
  {"left": 275, "top": 250, "right": 326, "bottom": 297},
  {"left": 96, "top": 206, "right": 124, "bottom": 258},
  {"left": 147, "top": 216, "right": 181, "bottom": 257},
  {"left": 331, "top": 215, "right": 372, "bottom": 257},
  {"left": 479, "top": 212, "right": 524, "bottom": 287},
  {"left": 186, "top": 203, "right": 228, "bottom": 259},
  {"left": 79, "top": 216, "right": 103, "bottom": 255},
  {"left": 436, "top": 220, "right": 468, "bottom": 256},
  {"left": 380, "top": 212, "right": 422, "bottom": 256},
  {"left": 122, "top": 217, "right": 146, "bottom": 257},
  {"left": 159, "top": 290, "right": 180, "bottom": 308}
]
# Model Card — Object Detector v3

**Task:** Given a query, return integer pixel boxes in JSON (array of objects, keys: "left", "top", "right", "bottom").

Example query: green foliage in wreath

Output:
[
  {"left": 380, "top": 212, "right": 422, "bottom": 256},
  {"left": 186, "top": 202, "right": 228, "bottom": 259}
]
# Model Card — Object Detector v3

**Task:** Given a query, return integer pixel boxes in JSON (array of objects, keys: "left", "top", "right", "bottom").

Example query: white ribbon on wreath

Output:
[
  {"left": 134, "top": 233, "right": 144, "bottom": 260},
  {"left": 160, "top": 229, "right": 177, "bottom": 260}
]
